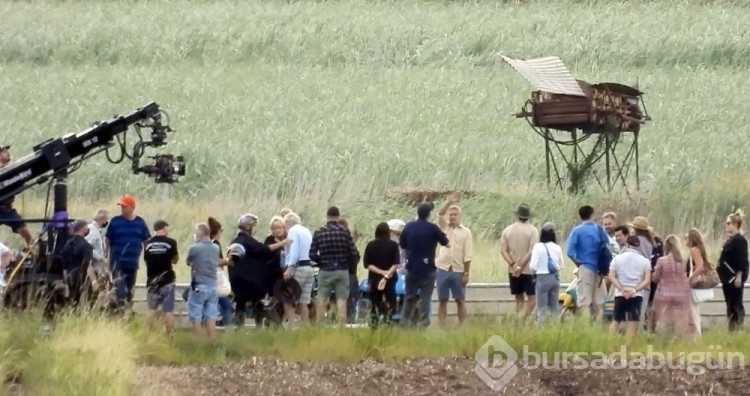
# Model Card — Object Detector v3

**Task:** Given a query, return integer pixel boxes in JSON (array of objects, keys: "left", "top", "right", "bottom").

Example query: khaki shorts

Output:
[
  {"left": 317, "top": 269, "right": 350, "bottom": 302},
  {"left": 293, "top": 266, "right": 315, "bottom": 305},
  {"left": 577, "top": 266, "right": 606, "bottom": 308}
]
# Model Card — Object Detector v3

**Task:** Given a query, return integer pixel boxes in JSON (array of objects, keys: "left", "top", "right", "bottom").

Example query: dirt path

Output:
[{"left": 134, "top": 358, "right": 749, "bottom": 396}]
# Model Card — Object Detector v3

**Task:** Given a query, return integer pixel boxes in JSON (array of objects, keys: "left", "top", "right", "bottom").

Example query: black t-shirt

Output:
[
  {"left": 363, "top": 239, "right": 401, "bottom": 281},
  {"left": 61, "top": 235, "right": 94, "bottom": 274},
  {"left": 143, "top": 235, "right": 178, "bottom": 287}
]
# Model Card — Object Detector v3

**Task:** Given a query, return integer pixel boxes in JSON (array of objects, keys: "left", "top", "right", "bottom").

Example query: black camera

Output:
[{"left": 134, "top": 154, "right": 186, "bottom": 184}]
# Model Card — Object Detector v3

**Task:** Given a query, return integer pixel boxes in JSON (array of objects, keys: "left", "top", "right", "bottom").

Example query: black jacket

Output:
[
  {"left": 718, "top": 233, "right": 749, "bottom": 284},
  {"left": 228, "top": 232, "right": 273, "bottom": 301}
]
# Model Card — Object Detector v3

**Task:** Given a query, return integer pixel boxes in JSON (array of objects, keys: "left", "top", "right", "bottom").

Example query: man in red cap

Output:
[
  {"left": 105, "top": 194, "right": 150, "bottom": 311},
  {"left": 0, "top": 145, "right": 34, "bottom": 247}
]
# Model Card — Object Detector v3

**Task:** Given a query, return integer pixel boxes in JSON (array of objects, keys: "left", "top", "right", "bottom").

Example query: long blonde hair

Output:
[{"left": 663, "top": 234, "right": 684, "bottom": 263}]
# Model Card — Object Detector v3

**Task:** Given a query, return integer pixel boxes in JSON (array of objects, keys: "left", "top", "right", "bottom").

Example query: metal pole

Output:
[
  {"left": 51, "top": 170, "right": 69, "bottom": 255},
  {"left": 605, "top": 132, "right": 611, "bottom": 192},
  {"left": 545, "top": 128, "right": 551, "bottom": 187},
  {"left": 635, "top": 131, "right": 640, "bottom": 192}
]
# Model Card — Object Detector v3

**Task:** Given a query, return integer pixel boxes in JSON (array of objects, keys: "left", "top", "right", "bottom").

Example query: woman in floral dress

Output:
[{"left": 650, "top": 234, "right": 697, "bottom": 339}]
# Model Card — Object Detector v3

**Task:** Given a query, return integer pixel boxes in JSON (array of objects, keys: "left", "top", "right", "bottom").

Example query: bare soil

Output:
[{"left": 134, "top": 358, "right": 749, "bottom": 396}]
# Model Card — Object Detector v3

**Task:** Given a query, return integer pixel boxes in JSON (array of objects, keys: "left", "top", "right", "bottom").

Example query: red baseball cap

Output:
[{"left": 117, "top": 194, "right": 136, "bottom": 208}]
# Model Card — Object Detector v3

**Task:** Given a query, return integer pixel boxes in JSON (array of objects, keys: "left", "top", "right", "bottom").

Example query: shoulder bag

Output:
[
  {"left": 688, "top": 256, "right": 720, "bottom": 290},
  {"left": 542, "top": 243, "right": 558, "bottom": 276},
  {"left": 688, "top": 257, "right": 715, "bottom": 303},
  {"left": 216, "top": 268, "right": 232, "bottom": 298}
]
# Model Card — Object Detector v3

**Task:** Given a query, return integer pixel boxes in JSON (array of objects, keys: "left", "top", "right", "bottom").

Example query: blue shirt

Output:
[
  {"left": 399, "top": 219, "right": 449, "bottom": 276},
  {"left": 105, "top": 215, "right": 150, "bottom": 270},
  {"left": 566, "top": 221, "right": 605, "bottom": 273},
  {"left": 285, "top": 223, "right": 312, "bottom": 267}
]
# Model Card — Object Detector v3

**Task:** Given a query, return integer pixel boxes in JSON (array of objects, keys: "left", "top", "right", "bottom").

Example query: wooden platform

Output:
[{"left": 131, "top": 282, "right": 747, "bottom": 329}]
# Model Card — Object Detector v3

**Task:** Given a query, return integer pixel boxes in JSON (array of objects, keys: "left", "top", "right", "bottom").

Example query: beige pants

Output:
[{"left": 690, "top": 300, "right": 702, "bottom": 337}]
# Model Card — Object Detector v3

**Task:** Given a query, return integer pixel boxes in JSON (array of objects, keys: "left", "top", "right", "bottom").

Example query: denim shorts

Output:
[
  {"left": 436, "top": 269, "right": 465, "bottom": 301},
  {"left": 147, "top": 283, "right": 176, "bottom": 313},
  {"left": 187, "top": 283, "right": 219, "bottom": 323}
]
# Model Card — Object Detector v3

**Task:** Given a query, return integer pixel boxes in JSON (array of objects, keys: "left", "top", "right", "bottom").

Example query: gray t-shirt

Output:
[{"left": 187, "top": 240, "right": 219, "bottom": 286}]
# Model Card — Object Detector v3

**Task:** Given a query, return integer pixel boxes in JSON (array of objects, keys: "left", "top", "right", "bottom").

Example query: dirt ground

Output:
[{"left": 134, "top": 357, "right": 749, "bottom": 396}]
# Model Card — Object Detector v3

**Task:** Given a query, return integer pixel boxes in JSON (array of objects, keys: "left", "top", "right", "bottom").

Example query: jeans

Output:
[
  {"left": 347, "top": 274, "right": 358, "bottom": 323},
  {"left": 187, "top": 283, "right": 219, "bottom": 323},
  {"left": 113, "top": 267, "right": 138, "bottom": 307},
  {"left": 535, "top": 273, "right": 559, "bottom": 324},
  {"left": 401, "top": 271, "right": 436, "bottom": 328},
  {"left": 722, "top": 282, "right": 745, "bottom": 332},
  {"left": 369, "top": 276, "right": 397, "bottom": 325},
  {"left": 217, "top": 296, "right": 234, "bottom": 325}
]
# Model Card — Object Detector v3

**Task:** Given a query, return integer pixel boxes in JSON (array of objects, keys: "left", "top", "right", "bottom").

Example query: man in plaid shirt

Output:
[{"left": 310, "top": 206, "right": 360, "bottom": 327}]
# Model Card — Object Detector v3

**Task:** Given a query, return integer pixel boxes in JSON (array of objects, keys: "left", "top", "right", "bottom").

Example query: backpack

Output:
[{"left": 595, "top": 225, "right": 613, "bottom": 277}]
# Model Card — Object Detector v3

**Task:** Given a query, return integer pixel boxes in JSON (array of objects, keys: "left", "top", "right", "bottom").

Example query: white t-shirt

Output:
[
  {"left": 610, "top": 248, "right": 651, "bottom": 298},
  {"left": 529, "top": 242, "right": 564, "bottom": 275}
]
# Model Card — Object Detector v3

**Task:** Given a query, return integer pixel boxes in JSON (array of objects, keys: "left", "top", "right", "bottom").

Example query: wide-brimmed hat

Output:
[
  {"left": 514, "top": 204, "right": 532, "bottom": 220},
  {"left": 628, "top": 216, "right": 650, "bottom": 231}
]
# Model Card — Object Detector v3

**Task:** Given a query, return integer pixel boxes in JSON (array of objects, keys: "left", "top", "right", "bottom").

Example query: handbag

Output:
[
  {"left": 216, "top": 268, "right": 232, "bottom": 298},
  {"left": 688, "top": 257, "right": 720, "bottom": 290},
  {"left": 691, "top": 288, "right": 714, "bottom": 303},
  {"left": 543, "top": 243, "right": 558, "bottom": 275}
]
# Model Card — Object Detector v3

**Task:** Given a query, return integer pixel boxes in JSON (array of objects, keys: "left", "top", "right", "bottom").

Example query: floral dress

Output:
[{"left": 651, "top": 254, "right": 697, "bottom": 338}]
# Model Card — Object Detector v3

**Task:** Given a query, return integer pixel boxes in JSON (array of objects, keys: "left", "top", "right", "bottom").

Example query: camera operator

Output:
[
  {"left": 0, "top": 145, "right": 35, "bottom": 248},
  {"left": 60, "top": 220, "right": 96, "bottom": 307}
]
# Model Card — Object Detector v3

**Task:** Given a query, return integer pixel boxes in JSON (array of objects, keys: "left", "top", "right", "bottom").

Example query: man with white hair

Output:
[
  {"left": 283, "top": 211, "right": 314, "bottom": 325},
  {"left": 86, "top": 209, "right": 110, "bottom": 275}
]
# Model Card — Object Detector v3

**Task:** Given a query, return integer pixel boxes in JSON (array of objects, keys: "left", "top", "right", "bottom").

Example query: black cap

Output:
[
  {"left": 72, "top": 219, "right": 89, "bottom": 233},
  {"left": 626, "top": 235, "right": 641, "bottom": 247},
  {"left": 154, "top": 220, "right": 169, "bottom": 231},
  {"left": 327, "top": 206, "right": 340, "bottom": 217},
  {"left": 417, "top": 202, "right": 434, "bottom": 219}
]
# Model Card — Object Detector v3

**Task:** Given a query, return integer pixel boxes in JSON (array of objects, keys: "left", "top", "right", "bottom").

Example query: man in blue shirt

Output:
[
  {"left": 566, "top": 205, "right": 607, "bottom": 319},
  {"left": 105, "top": 194, "right": 150, "bottom": 310},
  {"left": 399, "top": 202, "right": 449, "bottom": 328}
]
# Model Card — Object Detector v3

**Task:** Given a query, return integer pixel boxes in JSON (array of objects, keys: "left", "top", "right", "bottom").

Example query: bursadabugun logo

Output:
[
  {"left": 474, "top": 335, "right": 745, "bottom": 392},
  {"left": 474, "top": 335, "right": 520, "bottom": 391}
]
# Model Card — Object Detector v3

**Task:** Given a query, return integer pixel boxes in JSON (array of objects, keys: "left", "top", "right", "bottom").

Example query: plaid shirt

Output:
[{"left": 310, "top": 221, "right": 360, "bottom": 271}]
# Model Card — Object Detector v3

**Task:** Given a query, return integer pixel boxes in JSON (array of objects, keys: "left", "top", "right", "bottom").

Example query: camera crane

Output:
[{"left": 0, "top": 102, "right": 186, "bottom": 313}]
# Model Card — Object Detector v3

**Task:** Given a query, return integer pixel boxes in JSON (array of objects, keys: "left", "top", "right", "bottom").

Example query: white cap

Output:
[{"left": 387, "top": 219, "right": 406, "bottom": 232}]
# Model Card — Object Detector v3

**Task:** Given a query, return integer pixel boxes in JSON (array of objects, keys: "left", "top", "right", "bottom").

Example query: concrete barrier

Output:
[{"left": 131, "top": 282, "right": 747, "bottom": 329}]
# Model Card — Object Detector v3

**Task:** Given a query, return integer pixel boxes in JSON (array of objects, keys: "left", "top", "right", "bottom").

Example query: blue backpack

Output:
[{"left": 596, "top": 225, "right": 613, "bottom": 277}]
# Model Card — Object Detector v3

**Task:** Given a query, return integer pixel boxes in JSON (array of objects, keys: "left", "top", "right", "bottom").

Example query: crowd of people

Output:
[{"left": 0, "top": 186, "right": 747, "bottom": 340}]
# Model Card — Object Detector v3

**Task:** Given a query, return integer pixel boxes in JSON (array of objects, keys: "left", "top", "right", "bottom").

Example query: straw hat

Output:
[{"left": 628, "top": 216, "right": 650, "bottom": 231}]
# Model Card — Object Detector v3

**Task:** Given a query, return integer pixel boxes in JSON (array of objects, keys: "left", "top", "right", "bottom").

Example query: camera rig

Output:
[{"left": 0, "top": 102, "right": 185, "bottom": 314}]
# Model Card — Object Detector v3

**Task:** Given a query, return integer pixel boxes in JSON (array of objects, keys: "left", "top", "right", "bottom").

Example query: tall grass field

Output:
[{"left": 1, "top": 0, "right": 749, "bottom": 279}]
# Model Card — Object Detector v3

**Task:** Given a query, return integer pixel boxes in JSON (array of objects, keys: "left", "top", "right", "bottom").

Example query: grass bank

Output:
[{"left": 1, "top": 312, "right": 747, "bottom": 395}]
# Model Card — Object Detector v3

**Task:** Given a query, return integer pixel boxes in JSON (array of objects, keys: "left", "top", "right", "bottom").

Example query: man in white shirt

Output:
[
  {"left": 0, "top": 241, "right": 13, "bottom": 288},
  {"left": 86, "top": 209, "right": 110, "bottom": 266},
  {"left": 283, "top": 212, "right": 314, "bottom": 325},
  {"left": 608, "top": 235, "right": 652, "bottom": 339}
]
